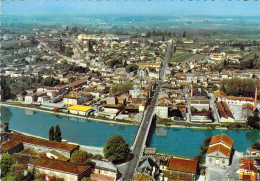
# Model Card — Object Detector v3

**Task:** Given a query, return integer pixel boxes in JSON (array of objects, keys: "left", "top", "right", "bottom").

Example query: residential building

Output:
[
  {"left": 246, "top": 147, "right": 260, "bottom": 158},
  {"left": 190, "top": 96, "right": 210, "bottom": 111},
  {"left": 237, "top": 158, "right": 258, "bottom": 181},
  {"left": 216, "top": 101, "right": 235, "bottom": 123},
  {"left": 92, "top": 159, "right": 118, "bottom": 180},
  {"left": 4, "top": 132, "right": 79, "bottom": 158},
  {"left": 67, "top": 105, "right": 94, "bottom": 116},
  {"left": 160, "top": 157, "right": 197, "bottom": 181},
  {"left": 206, "top": 134, "right": 233, "bottom": 167},
  {"left": 28, "top": 158, "right": 91, "bottom": 181}
]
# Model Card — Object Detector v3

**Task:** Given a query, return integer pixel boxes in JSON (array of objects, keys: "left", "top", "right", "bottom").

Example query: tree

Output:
[
  {"left": 1, "top": 175, "right": 17, "bottom": 181},
  {"left": 55, "top": 125, "right": 62, "bottom": 142},
  {"left": 111, "top": 82, "right": 133, "bottom": 94},
  {"left": 247, "top": 113, "right": 260, "bottom": 129},
  {"left": 148, "top": 67, "right": 156, "bottom": 73},
  {"left": 183, "top": 31, "right": 186, "bottom": 38},
  {"left": 0, "top": 76, "right": 12, "bottom": 101},
  {"left": 49, "top": 126, "right": 55, "bottom": 141},
  {"left": 103, "top": 135, "right": 129, "bottom": 163},
  {"left": 240, "top": 44, "right": 245, "bottom": 51},
  {"left": 93, "top": 154, "right": 104, "bottom": 160},
  {"left": 126, "top": 64, "right": 138, "bottom": 73},
  {"left": 200, "top": 136, "right": 212, "bottom": 155},
  {"left": 70, "top": 150, "right": 93, "bottom": 165},
  {"left": 251, "top": 142, "right": 260, "bottom": 150},
  {"left": 41, "top": 77, "right": 59, "bottom": 87},
  {"left": 0, "top": 154, "right": 14, "bottom": 177},
  {"left": 194, "top": 154, "right": 205, "bottom": 165}
]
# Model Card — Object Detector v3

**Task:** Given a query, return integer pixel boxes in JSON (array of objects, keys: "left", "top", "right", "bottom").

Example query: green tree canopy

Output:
[
  {"left": 41, "top": 77, "right": 60, "bottom": 87},
  {"left": 247, "top": 113, "right": 260, "bottom": 129},
  {"left": 126, "top": 64, "right": 139, "bottom": 73},
  {"left": 55, "top": 125, "right": 62, "bottom": 142},
  {"left": 1, "top": 175, "right": 17, "bottom": 181},
  {"left": 1, "top": 107, "right": 13, "bottom": 124},
  {"left": 103, "top": 135, "right": 129, "bottom": 163},
  {"left": 194, "top": 154, "right": 205, "bottom": 165},
  {"left": 251, "top": 142, "right": 260, "bottom": 150},
  {"left": 0, "top": 76, "right": 12, "bottom": 101},
  {"left": 49, "top": 126, "right": 55, "bottom": 141},
  {"left": 200, "top": 136, "right": 212, "bottom": 155},
  {"left": 219, "top": 78, "right": 259, "bottom": 97},
  {"left": 111, "top": 82, "right": 133, "bottom": 94},
  {"left": 70, "top": 150, "right": 93, "bottom": 165},
  {"left": 0, "top": 154, "right": 14, "bottom": 177}
]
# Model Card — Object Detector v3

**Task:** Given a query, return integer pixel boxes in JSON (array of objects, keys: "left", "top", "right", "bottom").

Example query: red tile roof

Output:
[
  {"left": 10, "top": 133, "right": 79, "bottom": 152},
  {"left": 227, "top": 96, "right": 254, "bottom": 102},
  {"left": 162, "top": 170, "right": 193, "bottom": 180},
  {"left": 239, "top": 158, "right": 254, "bottom": 164},
  {"left": 1, "top": 140, "right": 22, "bottom": 151},
  {"left": 167, "top": 157, "right": 197, "bottom": 174},
  {"left": 216, "top": 101, "right": 226, "bottom": 118},
  {"left": 210, "top": 134, "right": 233, "bottom": 147},
  {"left": 117, "top": 98, "right": 126, "bottom": 102},
  {"left": 30, "top": 158, "right": 90, "bottom": 174},
  {"left": 222, "top": 102, "right": 234, "bottom": 119},
  {"left": 214, "top": 90, "right": 227, "bottom": 98},
  {"left": 68, "top": 79, "right": 87, "bottom": 88},
  {"left": 207, "top": 144, "right": 231, "bottom": 157},
  {"left": 241, "top": 162, "right": 257, "bottom": 173}
]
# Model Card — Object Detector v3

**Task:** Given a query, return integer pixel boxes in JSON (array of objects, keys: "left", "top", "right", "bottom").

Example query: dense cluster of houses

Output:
[
  {"left": 15, "top": 63, "right": 259, "bottom": 124},
  {"left": 0, "top": 124, "right": 118, "bottom": 181}
]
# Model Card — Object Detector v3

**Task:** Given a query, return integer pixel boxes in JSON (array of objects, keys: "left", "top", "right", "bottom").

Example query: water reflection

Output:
[
  {"left": 245, "top": 130, "right": 260, "bottom": 143},
  {"left": 1, "top": 106, "right": 13, "bottom": 123},
  {"left": 155, "top": 127, "right": 168, "bottom": 136},
  {"left": 118, "top": 125, "right": 126, "bottom": 131},
  {"left": 25, "top": 110, "right": 36, "bottom": 116}
]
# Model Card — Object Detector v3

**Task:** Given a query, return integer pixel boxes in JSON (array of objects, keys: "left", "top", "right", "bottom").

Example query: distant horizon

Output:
[
  {"left": 2, "top": 14, "right": 260, "bottom": 18},
  {"left": 2, "top": 1, "right": 260, "bottom": 17}
]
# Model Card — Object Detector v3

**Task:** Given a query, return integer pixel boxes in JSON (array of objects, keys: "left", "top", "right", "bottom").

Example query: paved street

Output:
[
  {"left": 120, "top": 43, "right": 171, "bottom": 180},
  {"left": 207, "top": 92, "right": 219, "bottom": 123},
  {"left": 185, "top": 92, "right": 191, "bottom": 122},
  {"left": 205, "top": 151, "right": 243, "bottom": 181},
  {"left": 69, "top": 35, "right": 90, "bottom": 64}
]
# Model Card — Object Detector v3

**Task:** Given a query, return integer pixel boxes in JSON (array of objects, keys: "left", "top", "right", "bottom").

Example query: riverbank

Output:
[
  {"left": 0, "top": 102, "right": 139, "bottom": 126},
  {"left": 1, "top": 102, "right": 250, "bottom": 130},
  {"left": 11, "top": 129, "right": 105, "bottom": 155}
]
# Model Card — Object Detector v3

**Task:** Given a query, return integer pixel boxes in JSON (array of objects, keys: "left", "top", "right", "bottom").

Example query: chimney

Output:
[
  {"left": 254, "top": 86, "right": 258, "bottom": 111},
  {"left": 191, "top": 82, "right": 193, "bottom": 98}
]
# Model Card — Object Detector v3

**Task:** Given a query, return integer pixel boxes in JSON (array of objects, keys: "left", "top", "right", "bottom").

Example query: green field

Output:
[{"left": 169, "top": 53, "right": 206, "bottom": 62}]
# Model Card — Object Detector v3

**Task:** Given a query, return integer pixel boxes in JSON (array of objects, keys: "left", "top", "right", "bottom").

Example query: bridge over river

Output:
[{"left": 121, "top": 42, "right": 173, "bottom": 180}]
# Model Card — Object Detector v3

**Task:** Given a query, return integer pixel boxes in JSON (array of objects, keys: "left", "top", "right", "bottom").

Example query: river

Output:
[{"left": 1, "top": 106, "right": 259, "bottom": 157}]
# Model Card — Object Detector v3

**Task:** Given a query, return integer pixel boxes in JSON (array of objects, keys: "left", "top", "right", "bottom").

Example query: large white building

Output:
[{"left": 206, "top": 134, "right": 233, "bottom": 167}]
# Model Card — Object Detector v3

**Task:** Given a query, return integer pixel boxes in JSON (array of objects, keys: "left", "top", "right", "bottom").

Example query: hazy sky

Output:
[{"left": 2, "top": 0, "right": 260, "bottom": 17}]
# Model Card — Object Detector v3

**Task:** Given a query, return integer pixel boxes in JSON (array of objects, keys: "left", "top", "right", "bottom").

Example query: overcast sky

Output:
[{"left": 2, "top": 0, "right": 260, "bottom": 17}]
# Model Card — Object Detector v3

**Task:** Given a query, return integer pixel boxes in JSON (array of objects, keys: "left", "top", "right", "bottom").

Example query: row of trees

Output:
[
  {"left": 219, "top": 78, "right": 259, "bottom": 97},
  {"left": 49, "top": 125, "right": 62, "bottom": 142},
  {"left": 0, "top": 76, "right": 62, "bottom": 101},
  {"left": 53, "top": 61, "right": 90, "bottom": 74}
]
